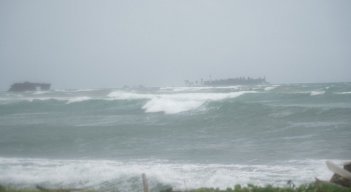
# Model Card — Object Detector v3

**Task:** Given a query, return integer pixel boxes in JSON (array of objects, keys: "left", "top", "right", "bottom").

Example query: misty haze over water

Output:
[{"left": 1, "top": 0, "right": 351, "bottom": 89}]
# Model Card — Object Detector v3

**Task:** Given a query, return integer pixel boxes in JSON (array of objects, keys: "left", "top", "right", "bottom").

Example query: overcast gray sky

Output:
[{"left": 1, "top": 0, "right": 350, "bottom": 89}]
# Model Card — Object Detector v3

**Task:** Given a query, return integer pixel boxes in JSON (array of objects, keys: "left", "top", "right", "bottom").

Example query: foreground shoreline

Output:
[{"left": 1, "top": 182, "right": 350, "bottom": 192}]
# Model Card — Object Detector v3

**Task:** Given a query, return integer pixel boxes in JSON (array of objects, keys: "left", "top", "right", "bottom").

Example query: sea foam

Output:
[
  {"left": 0, "top": 157, "right": 334, "bottom": 192},
  {"left": 66, "top": 96, "right": 92, "bottom": 104},
  {"left": 310, "top": 91, "right": 325, "bottom": 96},
  {"left": 264, "top": 85, "right": 279, "bottom": 91},
  {"left": 142, "top": 92, "right": 254, "bottom": 114},
  {"left": 108, "top": 91, "right": 255, "bottom": 114},
  {"left": 335, "top": 91, "right": 351, "bottom": 95},
  {"left": 107, "top": 91, "right": 154, "bottom": 100}
]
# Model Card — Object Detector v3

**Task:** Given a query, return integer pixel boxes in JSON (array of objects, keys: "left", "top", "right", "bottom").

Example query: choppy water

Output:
[{"left": 0, "top": 83, "right": 350, "bottom": 191}]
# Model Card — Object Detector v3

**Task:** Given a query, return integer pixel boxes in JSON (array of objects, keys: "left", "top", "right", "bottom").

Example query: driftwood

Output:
[
  {"left": 36, "top": 185, "right": 85, "bottom": 192},
  {"left": 142, "top": 173, "right": 149, "bottom": 192}
]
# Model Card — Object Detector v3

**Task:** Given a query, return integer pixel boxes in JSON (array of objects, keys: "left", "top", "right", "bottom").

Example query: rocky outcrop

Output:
[
  {"left": 329, "top": 161, "right": 351, "bottom": 188},
  {"left": 8, "top": 82, "right": 51, "bottom": 92}
]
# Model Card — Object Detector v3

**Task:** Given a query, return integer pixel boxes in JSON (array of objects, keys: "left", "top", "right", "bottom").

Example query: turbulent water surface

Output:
[{"left": 0, "top": 83, "right": 350, "bottom": 191}]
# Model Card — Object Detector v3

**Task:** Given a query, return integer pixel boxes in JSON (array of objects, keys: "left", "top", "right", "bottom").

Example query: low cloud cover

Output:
[{"left": 1, "top": 0, "right": 351, "bottom": 89}]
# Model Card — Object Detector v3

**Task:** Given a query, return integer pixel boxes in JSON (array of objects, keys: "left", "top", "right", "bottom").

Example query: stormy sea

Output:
[{"left": 0, "top": 83, "right": 350, "bottom": 191}]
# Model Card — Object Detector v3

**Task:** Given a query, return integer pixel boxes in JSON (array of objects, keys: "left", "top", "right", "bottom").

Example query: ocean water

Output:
[{"left": 0, "top": 83, "right": 350, "bottom": 191}]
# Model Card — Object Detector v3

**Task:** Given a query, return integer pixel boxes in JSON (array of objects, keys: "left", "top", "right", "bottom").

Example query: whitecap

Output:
[
  {"left": 142, "top": 97, "right": 204, "bottom": 114},
  {"left": 66, "top": 96, "right": 92, "bottom": 104},
  {"left": 0, "top": 157, "right": 336, "bottom": 191},
  {"left": 107, "top": 91, "right": 154, "bottom": 100},
  {"left": 107, "top": 91, "right": 255, "bottom": 114},
  {"left": 142, "top": 91, "right": 255, "bottom": 114},
  {"left": 32, "top": 91, "right": 50, "bottom": 95},
  {"left": 310, "top": 91, "right": 325, "bottom": 96},
  {"left": 334, "top": 91, "right": 351, "bottom": 95},
  {"left": 264, "top": 86, "right": 279, "bottom": 91}
]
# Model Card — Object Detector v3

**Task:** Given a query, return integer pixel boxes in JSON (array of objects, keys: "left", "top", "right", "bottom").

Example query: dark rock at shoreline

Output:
[{"left": 330, "top": 162, "right": 351, "bottom": 188}]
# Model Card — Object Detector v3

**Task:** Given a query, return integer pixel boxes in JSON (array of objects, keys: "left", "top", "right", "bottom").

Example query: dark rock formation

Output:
[
  {"left": 8, "top": 82, "right": 51, "bottom": 92},
  {"left": 330, "top": 162, "right": 351, "bottom": 188}
]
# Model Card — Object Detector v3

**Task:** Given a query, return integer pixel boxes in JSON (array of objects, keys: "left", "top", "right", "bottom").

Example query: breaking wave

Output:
[
  {"left": 0, "top": 157, "right": 335, "bottom": 192},
  {"left": 66, "top": 96, "right": 92, "bottom": 104},
  {"left": 264, "top": 85, "right": 279, "bottom": 91},
  {"left": 1, "top": 83, "right": 351, "bottom": 191},
  {"left": 108, "top": 91, "right": 255, "bottom": 114},
  {"left": 310, "top": 91, "right": 325, "bottom": 96},
  {"left": 107, "top": 91, "right": 154, "bottom": 100},
  {"left": 335, "top": 91, "right": 351, "bottom": 95},
  {"left": 1, "top": 83, "right": 350, "bottom": 115}
]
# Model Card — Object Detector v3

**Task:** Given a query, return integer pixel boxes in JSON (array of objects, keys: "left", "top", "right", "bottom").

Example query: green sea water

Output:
[{"left": 0, "top": 83, "right": 350, "bottom": 191}]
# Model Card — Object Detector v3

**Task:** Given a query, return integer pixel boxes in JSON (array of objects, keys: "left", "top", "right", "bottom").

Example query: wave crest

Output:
[
  {"left": 107, "top": 91, "right": 255, "bottom": 114},
  {"left": 143, "top": 91, "right": 255, "bottom": 114},
  {"left": 0, "top": 157, "right": 334, "bottom": 192},
  {"left": 66, "top": 96, "right": 92, "bottom": 104},
  {"left": 310, "top": 91, "right": 325, "bottom": 96}
]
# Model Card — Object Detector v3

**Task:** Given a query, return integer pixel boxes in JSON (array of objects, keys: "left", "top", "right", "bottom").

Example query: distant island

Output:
[
  {"left": 8, "top": 82, "right": 51, "bottom": 92},
  {"left": 185, "top": 77, "right": 268, "bottom": 86}
]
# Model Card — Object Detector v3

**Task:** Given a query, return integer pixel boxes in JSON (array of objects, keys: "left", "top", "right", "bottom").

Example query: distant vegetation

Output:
[{"left": 185, "top": 77, "right": 268, "bottom": 86}]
